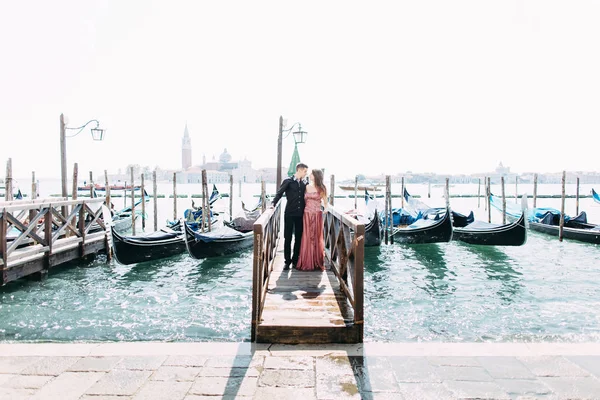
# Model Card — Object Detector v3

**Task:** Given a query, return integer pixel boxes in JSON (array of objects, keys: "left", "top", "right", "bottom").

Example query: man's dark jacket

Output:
[{"left": 271, "top": 176, "right": 307, "bottom": 217}]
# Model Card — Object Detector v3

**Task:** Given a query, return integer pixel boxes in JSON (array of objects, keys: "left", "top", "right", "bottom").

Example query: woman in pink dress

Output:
[{"left": 296, "top": 169, "right": 328, "bottom": 271}]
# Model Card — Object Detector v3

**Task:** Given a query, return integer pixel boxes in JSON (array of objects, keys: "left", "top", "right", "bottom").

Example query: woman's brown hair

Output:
[{"left": 311, "top": 169, "right": 327, "bottom": 202}]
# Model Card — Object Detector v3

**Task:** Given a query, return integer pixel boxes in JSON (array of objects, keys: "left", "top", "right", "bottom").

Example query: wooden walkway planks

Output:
[{"left": 255, "top": 238, "right": 359, "bottom": 344}]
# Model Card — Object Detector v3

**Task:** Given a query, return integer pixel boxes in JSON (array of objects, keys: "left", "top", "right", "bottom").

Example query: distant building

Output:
[{"left": 181, "top": 124, "right": 192, "bottom": 171}]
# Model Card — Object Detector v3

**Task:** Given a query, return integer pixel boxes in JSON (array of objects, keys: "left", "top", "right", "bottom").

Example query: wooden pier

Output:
[
  {"left": 252, "top": 202, "right": 365, "bottom": 344},
  {"left": 0, "top": 197, "right": 110, "bottom": 285}
]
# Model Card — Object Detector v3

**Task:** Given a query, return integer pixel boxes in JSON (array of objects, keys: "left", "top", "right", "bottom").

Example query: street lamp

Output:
[
  {"left": 60, "top": 113, "right": 105, "bottom": 213},
  {"left": 276, "top": 116, "right": 308, "bottom": 188}
]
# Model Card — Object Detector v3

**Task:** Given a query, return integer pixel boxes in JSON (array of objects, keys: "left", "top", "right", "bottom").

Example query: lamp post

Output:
[
  {"left": 60, "top": 113, "right": 105, "bottom": 215},
  {"left": 276, "top": 116, "right": 307, "bottom": 188}
]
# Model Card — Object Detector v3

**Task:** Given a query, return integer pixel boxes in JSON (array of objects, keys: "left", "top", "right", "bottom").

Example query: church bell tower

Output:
[{"left": 182, "top": 123, "right": 192, "bottom": 170}]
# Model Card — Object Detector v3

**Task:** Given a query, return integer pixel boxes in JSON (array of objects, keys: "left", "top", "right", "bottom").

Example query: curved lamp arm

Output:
[
  {"left": 65, "top": 119, "right": 101, "bottom": 138},
  {"left": 281, "top": 122, "right": 302, "bottom": 140}
]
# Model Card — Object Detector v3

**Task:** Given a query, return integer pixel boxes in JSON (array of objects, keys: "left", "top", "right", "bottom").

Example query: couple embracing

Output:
[{"left": 271, "top": 163, "right": 328, "bottom": 271}]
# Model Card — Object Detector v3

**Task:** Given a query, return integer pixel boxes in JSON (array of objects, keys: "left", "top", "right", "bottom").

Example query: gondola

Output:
[
  {"left": 111, "top": 220, "right": 186, "bottom": 265},
  {"left": 363, "top": 210, "right": 382, "bottom": 246},
  {"left": 184, "top": 220, "right": 254, "bottom": 259},
  {"left": 392, "top": 207, "right": 453, "bottom": 244},
  {"left": 451, "top": 210, "right": 474, "bottom": 228},
  {"left": 453, "top": 212, "right": 527, "bottom": 246},
  {"left": 490, "top": 193, "right": 600, "bottom": 244},
  {"left": 593, "top": 188, "right": 600, "bottom": 205}
]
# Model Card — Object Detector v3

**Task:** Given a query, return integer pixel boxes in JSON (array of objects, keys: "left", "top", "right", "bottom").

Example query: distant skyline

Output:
[{"left": 1, "top": 1, "right": 599, "bottom": 181}]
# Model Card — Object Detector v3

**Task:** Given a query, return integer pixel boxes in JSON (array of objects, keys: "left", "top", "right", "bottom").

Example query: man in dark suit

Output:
[{"left": 271, "top": 163, "right": 309, "bottom": 270}]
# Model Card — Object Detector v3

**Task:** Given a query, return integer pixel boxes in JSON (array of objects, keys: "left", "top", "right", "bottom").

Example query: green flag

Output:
[{"left": 287, "top": 143, "right": 301, "bottom": 177}]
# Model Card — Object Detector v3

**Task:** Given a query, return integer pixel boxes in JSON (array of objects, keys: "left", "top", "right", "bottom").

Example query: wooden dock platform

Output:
[
  {"left": 252, "top": 202, "right": 365, "bottom": 344},
  {"left": 1, "top": 197, "right": 111, "bottom": 285}
]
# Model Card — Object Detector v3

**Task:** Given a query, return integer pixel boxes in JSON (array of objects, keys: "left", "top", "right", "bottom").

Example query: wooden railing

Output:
[
  {"left": 251, "top": 200, "right": 282, "bottom": 342},
  {"left": 0, "top": 198, "right": 110, "bottom": 282},
  {"left": 324, "top": 205, "right": 365, "bottom": 342}
]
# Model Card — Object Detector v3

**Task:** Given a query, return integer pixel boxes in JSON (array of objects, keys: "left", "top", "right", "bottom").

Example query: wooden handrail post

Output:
[
  {"left": 251, "top": 223, "right": 263, "bottom": 342},
  {"left": 0, "top": 209, "right": 7, "bottom": 270},
  {"left": 354, "top": 223, "right": 365, "bottom": 342}
]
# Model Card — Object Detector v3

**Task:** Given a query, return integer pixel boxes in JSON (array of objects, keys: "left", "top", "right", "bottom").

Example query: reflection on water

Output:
[
  {"left": 462, "top": 244, "right": 523, "bottom": 303},
  {"left": 409, "top": 244, "right": 456, "bottom": 297}
]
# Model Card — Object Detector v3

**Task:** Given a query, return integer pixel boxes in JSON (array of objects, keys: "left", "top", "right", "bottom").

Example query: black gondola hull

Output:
[
  {"left": 184, "top": 223, "right": 254, "bottom": 259},
  {"left": 453, "top": 214, "right": 527, "bottom": 246},
  {"left": 364, "top": 215, "right": 382, "bottom": 247},
  {"left": 392, "top": 209, "right": 453, "bottom": 244},
  {"left": 529, "top": 222, "right": 600, "bottom": 244},
  {"left": 112, "top": 229, "right": 186, "bottom": 265}
]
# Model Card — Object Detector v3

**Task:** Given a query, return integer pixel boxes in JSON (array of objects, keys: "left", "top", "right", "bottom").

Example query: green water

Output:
[{"left": 1, "top": 183, "right": 600, "bottom": 342}]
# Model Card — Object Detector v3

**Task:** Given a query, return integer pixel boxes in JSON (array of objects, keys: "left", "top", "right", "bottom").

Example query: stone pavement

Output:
[{"left": 0, "top": 342, "right": 600, "bottom": 399}]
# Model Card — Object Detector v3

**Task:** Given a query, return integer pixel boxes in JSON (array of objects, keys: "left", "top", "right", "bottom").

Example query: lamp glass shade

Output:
[
  {"left": 91, "top": 128, "right": 104, "bottom": 141},
  {"left": 293, "top": 129, "right": 307, "bottom": 144}
]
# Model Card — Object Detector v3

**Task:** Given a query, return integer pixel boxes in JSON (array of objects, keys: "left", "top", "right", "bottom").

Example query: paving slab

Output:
[
  {"left": 0, "top": 373, "right": 53, "bottom": 389},
  {"left": 85, "top": 369, "right": 152, "bottom": 396},
  {"left": 350, "top": 357, "right": 399, "bottom": 393},
  {"left": 0, "top": 356, "right": 41, "bottom": 374},
  {"left": 396, "top": 382, "right": 454, "bottom": 400},
  {"left": 443, "top": 380, "right": 511, "bottom": 399},
  {"left": 565, "top": 355, "right": 600, "bottom": 378},
  {"left": 316, "top": 374, "right": 361, "bottom": 399},
  {"left": 189, "top": 376, "right": 258, "bottom": 397},
  {"left": 539, "top": 377, "right": 600, "bottom": 399},
  {"left": 163, "top": 355, "right": 208, "bottom": 367},
  {"left": 435, "top": 365, "right": 494, "bottom": 382},
  {"left": 475, "top": 356, "right": 536, "bottom": 380},
  {"left": 495, "top": 378, "right": 553, "bottom": 396},
  {"left": 68, "top": 356, "right": 122, "bottom": 372},
  {"left": 427, "top": 356, "right": 480, "bottom": 367},
  {"left": 115, "top": 356, "right": 168, "bottom": 370},
  {"left": 253, "top": 387, "right": 317, "bottom": 399},
  {"left": 131, "top": 380, "right": 193, "bottom": 400},
  {"left": 150, "top": 366, "right": 202, "bottom": 381},
  {"left": 316, "top": 355, "right": 355, "bottom": 377},
  {"left": 517, "top": 356, "right": 591, "bottom": 377},
  {"left": 389, "top": 356, "right": 442, "bottom": 383},
  {"left": 200, "top": 366, "right": 261, "bottom": 378},
  {"left": 205, "top": 355, "right": 264, "bottom": 368},
  {"left": 259, "top": 369, "right": 315, "bottom": 388},
  {"left": 20, "top": 356, "right": 81, "bottom": 376},
  {"left": 0, "top": 387, "right": 38, "bottom": 400},
  {"left": 264, "top": 355, "right": 314, "bottom": 370},
  {"left": 30, "top": 371, "right": 104, "bottom": 400}
]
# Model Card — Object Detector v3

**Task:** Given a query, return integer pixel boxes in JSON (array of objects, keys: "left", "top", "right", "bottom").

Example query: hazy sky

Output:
[{"left": 1, "top": 1, "right": 599, "bottom": 181}]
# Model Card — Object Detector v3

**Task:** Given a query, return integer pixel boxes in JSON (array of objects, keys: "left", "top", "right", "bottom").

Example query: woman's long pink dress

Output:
[{"left": 296, "top": 191, "right": 325, "bottom": 271}]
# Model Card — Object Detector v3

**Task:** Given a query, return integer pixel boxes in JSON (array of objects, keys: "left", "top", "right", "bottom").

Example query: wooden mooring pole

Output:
[
  {"left": 533, "top": 173, "right": 538, "bottom": 209},
  {"left": 72, "top": 164, "right": 78, "bottom": 200},
  {"left": 89, "top": 171, "right": 94, "bottom": 199},
  {"left": 389, "top": 178, "right": 394, "bottom": 244},
  {"left": 445, "top": 178, "right": 450, "bottom": 211},
  {"left": 141, "top": 173, "right": 146, "bottom": 231},
  {"left": 487, "top": 177, "right": 491, "bottom": 223},
  {"left": 153, "top": 170, "right": 158, "bottom": 231},
  {"left": 384, "top": 175, "right": 389, "bottom": 245},
  {"left": 173, "top": 172, "right": 177, "bottom": 221},
  {"left": 5, "top": 158, "right": 12, "bottom": 201},
  {"left": 501, "top": 176, "right": 506, "bottom": 224},
  {"left": 576, "top": 176, "right": 580, "bottom": 216},
  {"left": 329, "top": 175, "right": 335, "bottom": 206},
  {"left": 201, "top": 169, "right": 211, "bottom": 232},
  {"left": 477, "top": 178, "right": 481, "bottom": 208},
  {"left": 229, "top": 174, "right": 234, "bottom": 221},
  {"left": 239, "top": 179, "right": 242, "bottom": 198},
  {"left": 31, "top": 171, "right": 37, "bottom": 200},
  {"left": 130, "top": 167, "right": 136, "bottom": 235},
  {"left": 559, "top": 170, "right": 566, "bottom": 242},
  {"left": 354, "top": 175, "right": 358, "bottom": 210},
  {"left": 104, "top": 170, "right": 111, "bottom": 209},
  {"left": 484, "top": 176, "right": 487, "bottom": 211},
  {"left": 428, "top": 181, "right": 431, "bottom": 199},
  {"left": 261, "top": 179, "right": 266, "bottom": 213},
  {"left": 123, "top": 181, "right": 127, "bottom": 208},
  {"left": 401, "top": 176, "right": 405, "bottom": 208},
  {"left": 515, "top": 176, "right": 518, "bottom": 203}
]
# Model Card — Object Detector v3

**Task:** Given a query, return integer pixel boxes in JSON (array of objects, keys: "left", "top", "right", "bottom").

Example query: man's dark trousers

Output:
[{"left": 284, "top": 215, "right": 303, "bottom": 265}]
